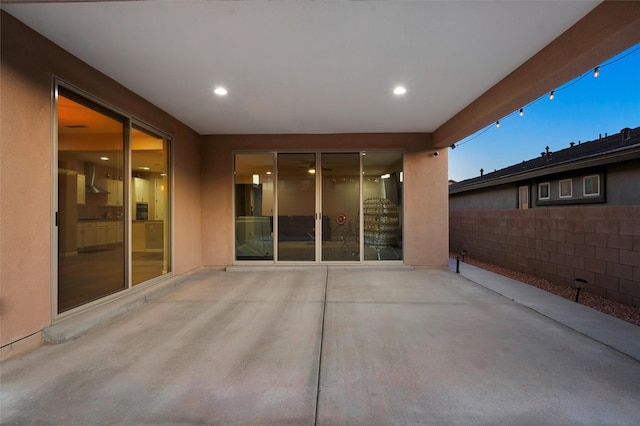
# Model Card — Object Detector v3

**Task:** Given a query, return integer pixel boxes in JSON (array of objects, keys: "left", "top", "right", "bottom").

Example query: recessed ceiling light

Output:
[
  {"left": 139, "top": 166, "right": 150, "bottom": 171},
  {"left": 393, "top": 86, "right": 407, "bottom": 95},
  {"left": 214, "top": 87, "right": 228, "bottom": 96},
  {"left": 100, "top": 156, "right": 110, "bottom": 161}
]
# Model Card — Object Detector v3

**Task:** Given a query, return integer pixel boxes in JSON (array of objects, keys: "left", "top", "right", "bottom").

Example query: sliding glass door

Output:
[
  {"left": 56, "top": 86, "right": 172, "bottom": 314},
  {"left": 57, "top": 89, "right": 126, "bottom": 312},
  {"left": 277, "top": 153, "right": 317, "bottom": 261},
  {"left": 321, "top": 153, "right": 361, "bottom": 261},
  {"left": 234, "top": 151, "right": 403, "bottom": 263}
]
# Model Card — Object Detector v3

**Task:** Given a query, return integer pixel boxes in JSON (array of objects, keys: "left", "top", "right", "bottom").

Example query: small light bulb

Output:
[{"left": 549, "top": 90, "right": 555, "bottom": 100}]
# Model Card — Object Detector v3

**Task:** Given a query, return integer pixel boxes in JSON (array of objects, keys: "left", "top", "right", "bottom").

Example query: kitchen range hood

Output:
[{"left": 85, "top": 162, "right": 109, "bottom": 194}]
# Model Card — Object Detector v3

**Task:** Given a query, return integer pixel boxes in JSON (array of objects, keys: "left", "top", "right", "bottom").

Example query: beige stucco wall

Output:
[
  {"left": 0, "top": 12, "right": 202, "bottom": 352},
  {"left": 201, "top": 134, "right": 449, "bottom": 268}
]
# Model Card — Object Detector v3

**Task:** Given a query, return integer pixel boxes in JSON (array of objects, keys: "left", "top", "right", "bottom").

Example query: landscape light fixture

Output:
[{"left": 574, "top": 278, "right": 587, "bottom": 303}]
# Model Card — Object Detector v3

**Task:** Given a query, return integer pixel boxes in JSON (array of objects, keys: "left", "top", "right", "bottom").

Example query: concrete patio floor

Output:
[{"left": 2, "top": 264, "right": 640, "bottom": 425}]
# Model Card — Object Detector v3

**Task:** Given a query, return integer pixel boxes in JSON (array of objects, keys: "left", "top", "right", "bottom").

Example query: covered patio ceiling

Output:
[{"left": 3, "top": 1, "right": 640, "bottom": 147}]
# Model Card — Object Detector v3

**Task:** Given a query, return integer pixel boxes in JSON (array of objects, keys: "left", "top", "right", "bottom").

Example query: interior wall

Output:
[
  {"left": 200, "top": 134, "right": 448, "bottom": 268},
  {"left": 0, "top": 12, "right": 203, "bottom": 353}
]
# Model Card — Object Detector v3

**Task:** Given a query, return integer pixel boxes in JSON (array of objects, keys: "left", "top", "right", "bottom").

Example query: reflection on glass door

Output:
[
  {"left": 57, "top": 89, "right": 125, "bottom": 312},
  {"left": 363, "top": 152, "right": 403, "bottom": 260},
  {"left": 277, "top": 153, "right": 317, "bottom": 261},
  {"left": 234, "top": 153, "right": 274, "bottom": 260},
  {"left": 131, "top": 124, "right": 171, "bottom": 285},
  {"left": 321, "top": 153, "right": 360, "bottom": 261}
]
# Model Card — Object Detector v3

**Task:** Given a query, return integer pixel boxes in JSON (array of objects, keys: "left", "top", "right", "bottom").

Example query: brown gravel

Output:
[{"left": 450, "top": 254, "right": 640, "bottom": 327}]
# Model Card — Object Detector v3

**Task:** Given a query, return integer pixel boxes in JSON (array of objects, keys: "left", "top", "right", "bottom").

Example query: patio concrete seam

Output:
[{"left": 313, "top": 266, "right": 329, "bottom": 426}]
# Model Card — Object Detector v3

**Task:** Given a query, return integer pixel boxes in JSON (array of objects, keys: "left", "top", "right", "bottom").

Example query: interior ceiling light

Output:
[
  {"left": 100, "top": 156, "right": 109, "bottom": 161},
  {"left": 393, "top": 86, "right": 407, "bottom": 95},
  {"left": 308, "top": 168, "right": 316, "bottom": 174},
  {"left": 139, "top": 166, "right": 150, "bottom": 171},
  {"left": 214, "top": 87, "right": 228, "bottom": 96}
]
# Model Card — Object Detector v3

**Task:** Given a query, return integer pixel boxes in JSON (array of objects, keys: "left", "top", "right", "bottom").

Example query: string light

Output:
[{"left": 452, "top": 43, "right": 640, "bottom": 151}]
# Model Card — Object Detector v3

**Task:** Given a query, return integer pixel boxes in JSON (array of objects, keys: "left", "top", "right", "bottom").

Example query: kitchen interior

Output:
[{"left": 57, "top": 91, "right": 170, "bottom": 313}]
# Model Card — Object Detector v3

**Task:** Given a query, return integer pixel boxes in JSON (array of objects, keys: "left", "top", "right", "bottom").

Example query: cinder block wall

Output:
[{"left": 450, "top": 206, "right": 640, "bottom": 306}]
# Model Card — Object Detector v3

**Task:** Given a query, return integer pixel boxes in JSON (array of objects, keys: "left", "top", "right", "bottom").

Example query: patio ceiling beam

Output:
[{"left": 432, "top": 1, "right": 640, "bottom": 149}]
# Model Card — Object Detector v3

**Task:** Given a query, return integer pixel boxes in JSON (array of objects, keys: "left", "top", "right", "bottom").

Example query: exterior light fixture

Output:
[
  {"left": 496, "top": 120, "right": 500, "bottom": 128},
  {"left": 549, "top": 90, "right": 555, "bottom": 100},
  {"left": 450, "top": 144, "right": 456, "bottom": 149},
  {"left": 574, "top": 278, "right": 587, "bottom": 302},
  {"left": 519, "top": 108, "right": 524, "bottom": 117},
  {"left": 593, "top": 66, "right": 600, "bottom": 78}
]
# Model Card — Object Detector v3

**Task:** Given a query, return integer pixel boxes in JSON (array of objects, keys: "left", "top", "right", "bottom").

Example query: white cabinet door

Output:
[
  {"left": 77, "top": 174, "right": 86, "bottom": 205},
  {"left": 133, "top": 178, "right": 150, "bottom": 202}
]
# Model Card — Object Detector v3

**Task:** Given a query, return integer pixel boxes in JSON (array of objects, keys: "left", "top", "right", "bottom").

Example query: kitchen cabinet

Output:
[
  {"left": 132, "top": 221, "right": 163, "bottom": 252},
  {"left": 77, "top": 222, "right": 97, "bottom": 249},
  {"left": 133, "top": 177, "right": 150, "bottom": 202},
  {"left": 77, "top": 174, "right": 86, "bottom": 205},
  {"left": 77, "top": 221, "right": 122, "bottom": 250},
  {"left": 96, "top": 178, "right": 123, "bottom": 206}
]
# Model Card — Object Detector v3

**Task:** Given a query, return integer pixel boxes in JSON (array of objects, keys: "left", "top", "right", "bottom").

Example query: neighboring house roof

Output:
[{"left": 450, "top": 126, "right": 640, "bottom": 194}]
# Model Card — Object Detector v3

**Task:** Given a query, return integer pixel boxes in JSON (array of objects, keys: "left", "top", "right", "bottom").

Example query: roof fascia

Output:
[
  {"left": 449, "top": 145, "right": 640, "bottom": 194},
  {"left": 433, "top": 1, "right": 640, "bottom": 148}
]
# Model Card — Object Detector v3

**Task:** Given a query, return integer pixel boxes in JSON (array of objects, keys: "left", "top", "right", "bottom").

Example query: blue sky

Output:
[{"left": 448, "top": 43, "right": 640, "bottom": 182}]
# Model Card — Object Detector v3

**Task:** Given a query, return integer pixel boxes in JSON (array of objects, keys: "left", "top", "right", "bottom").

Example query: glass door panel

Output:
[
  {"left": 131, "top": 124, "right": 172, "bottom": 284},
  {"left": 321, "top": 153, "right": 361, "bottom": 261},
  {"left": 277, "top": 153, "right": 316, "bottom": 261},
  {"left": 362, "top": 152, "right": 403, "bottom": 261},
  {"left": 234, "top": 153, "right": 274, "bottom": 260},
  {"left": 57, "top": 90, "right": 126, "bottom": 312}
]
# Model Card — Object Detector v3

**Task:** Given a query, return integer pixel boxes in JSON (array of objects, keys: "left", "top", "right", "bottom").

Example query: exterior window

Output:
[
  {"left": 584, "top": 175, "right": 600, "bottom": 196},
  {"left": 518, "top": 186, "right": 529, "bottom": 209},
  {"left": 559, "top": 179, "right": 572, "bottom": 198},
  {"left": 538, "top": 182, "right": 550, "bottom": 200}
]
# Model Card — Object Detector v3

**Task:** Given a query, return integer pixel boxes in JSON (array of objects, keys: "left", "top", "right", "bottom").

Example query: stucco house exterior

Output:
[
  {"left": 450, "top": 127, "right": 640, "bottom": 306},
  {"left": 2, "top": 3, "right": 639, "bottom": 359}
]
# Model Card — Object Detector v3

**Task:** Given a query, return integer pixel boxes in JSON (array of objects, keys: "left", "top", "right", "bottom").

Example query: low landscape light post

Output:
[
  {"left": 574, "top": 278, "right": 587, "bottom": 303},
  {"left": 456, "top": 256, "right": 460, "bottom": 273}
]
